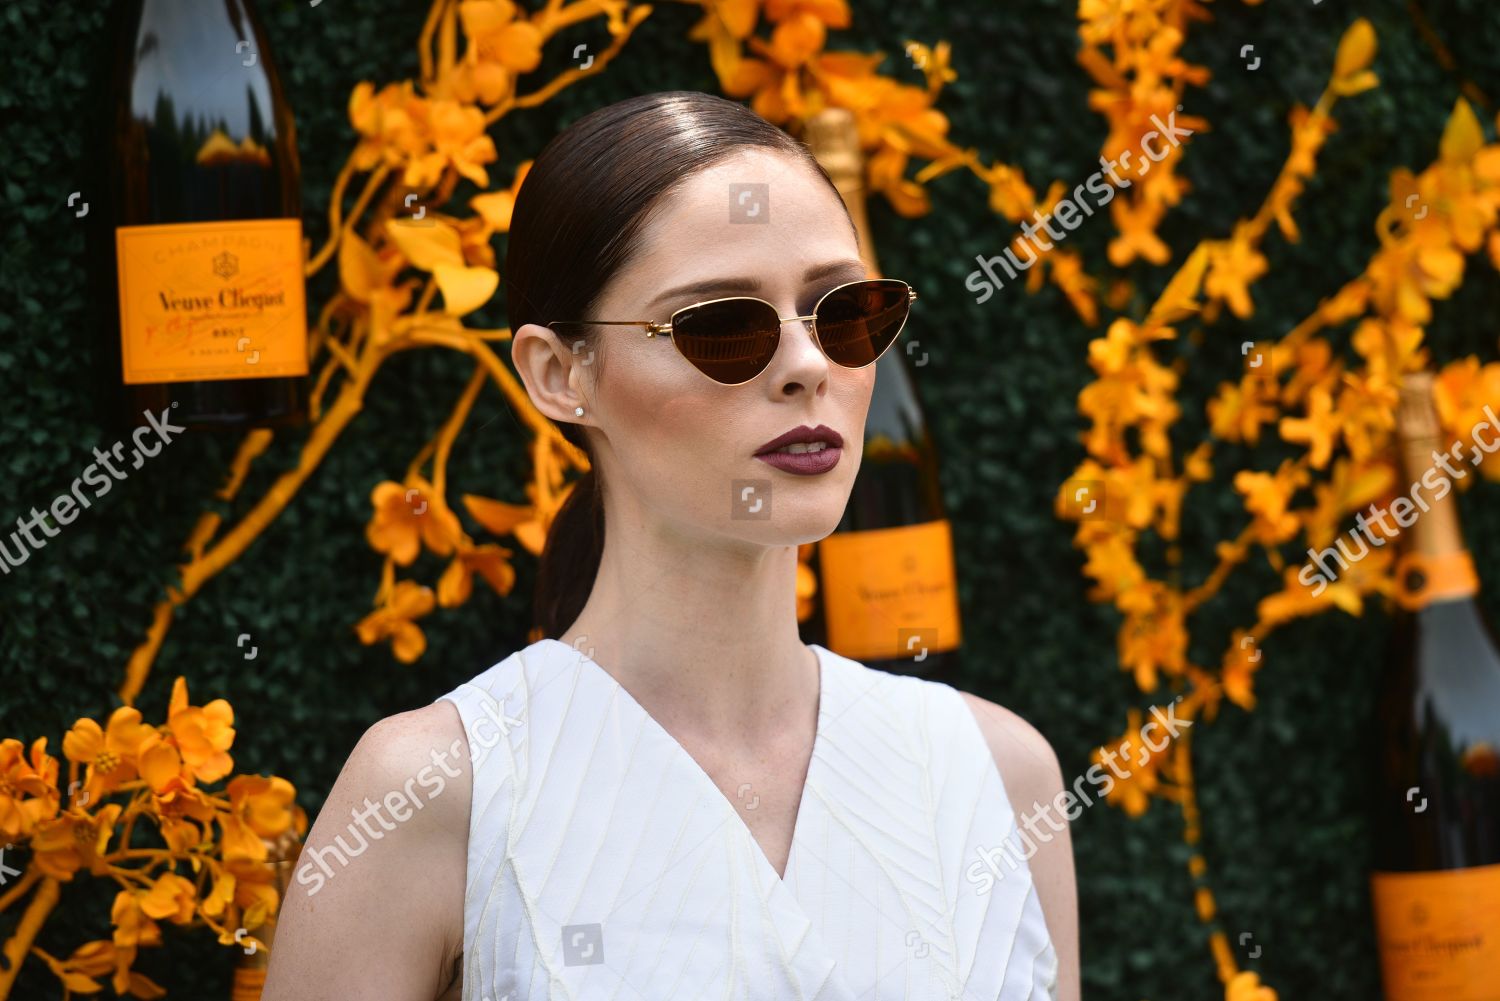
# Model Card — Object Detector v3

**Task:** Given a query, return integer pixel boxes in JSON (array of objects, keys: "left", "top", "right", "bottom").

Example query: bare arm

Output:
[
  {"left": 960, "top": 692, "right": 1081, "bottom": 1001},
  {"left": 262, "top": 702, "right": 471, "bottom": 1001}
]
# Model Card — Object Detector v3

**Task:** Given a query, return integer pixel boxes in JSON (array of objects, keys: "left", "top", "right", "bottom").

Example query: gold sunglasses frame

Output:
[{"left": 547, "top": 278, "right": 918, "bottom": 387}]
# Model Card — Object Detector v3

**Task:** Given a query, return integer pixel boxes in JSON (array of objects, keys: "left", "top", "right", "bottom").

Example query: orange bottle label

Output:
[
  {"left": 1395, "top": 550, "right": 1480, "bottom": 610},
  {"left": 817, "top": 519, "right": 962, "bottom": 661},
  {"left": 1370, "top": 862, "right": 1500, "bottom": 1000},
  {"left": 116, "top": 218, "right": 309, "bottom": 384}
]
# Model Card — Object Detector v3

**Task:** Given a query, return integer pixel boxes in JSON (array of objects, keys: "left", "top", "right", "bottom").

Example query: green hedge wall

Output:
[{"left": 3, "top": 0, "right": 1498, "bottom": 998}]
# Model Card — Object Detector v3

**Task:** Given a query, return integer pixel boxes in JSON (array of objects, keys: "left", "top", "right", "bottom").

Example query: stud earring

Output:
[{"left": 574, "top": 406, "right": 584, "bottom": 417}]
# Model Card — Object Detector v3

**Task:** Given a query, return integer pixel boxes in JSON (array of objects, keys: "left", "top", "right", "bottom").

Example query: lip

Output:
[
  {"left": 754, "top": 424, "right": 845, "bottom": 456},
  {"left": 753, "top": 423, "right": 844, "bottom": 476},
  {"left": 755, "top": 446, "right": 842, "bottom": 475}
]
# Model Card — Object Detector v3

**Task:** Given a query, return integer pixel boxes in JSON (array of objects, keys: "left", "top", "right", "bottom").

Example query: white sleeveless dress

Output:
[{"left": 434, "top": 637, "right": 1058, "bottom": 1001}]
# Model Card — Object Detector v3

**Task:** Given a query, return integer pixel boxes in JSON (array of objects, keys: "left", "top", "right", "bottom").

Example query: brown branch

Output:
[
  {"left": 0, "top": 876, "right": 59, "bottom": 1001},
  {"left": 119, "top": 344, "right": 394, "bottom": 705},
  {"left": 486, "top": 5, "right": 653, "bottom": 123},
  {"left": 307, "top": 163, "right": 393, "bottom": 277},
  {"left": 419, "top": 0, "right": 448, "bottom": 88},
  {"left": 404, "top": 327, "right": 587, "bottom": 467},
  {"left": 433, "top": 364, "right": 488, "bottom": 498},
  {"left": 0, "top": 867, "right": 39, "bottom": 915}
]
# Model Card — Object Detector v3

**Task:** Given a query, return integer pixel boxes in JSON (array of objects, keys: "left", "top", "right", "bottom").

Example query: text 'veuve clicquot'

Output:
[{"left": 87, "top": 0, "right": 309, "bottom": 431}]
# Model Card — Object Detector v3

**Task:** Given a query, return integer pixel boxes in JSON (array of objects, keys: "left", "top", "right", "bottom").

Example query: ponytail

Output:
[{"left": 533, "top": 459, "right": 604, "bottom": 639}]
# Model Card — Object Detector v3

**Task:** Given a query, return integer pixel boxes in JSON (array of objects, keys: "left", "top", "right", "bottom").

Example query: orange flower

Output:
[
  {"left": 409, "top": 99, "right": 498, "bottom": 189},
  {"left": 438, "top": 543, "right": 518, "bottom": 607},
  {"left": 1208, "top": 380, "right": 1279, "bottom": 447},
  {"left": 1080, "top": 534, "right": 1147, "bottom": 606},
  {"left": 1227, "top": 971, "right": 1279, "bottom": 1001},
  {"left": 224, "top": 853, "right": 282, "bottom": 928},
  {"left": 1233, "top": 460, "right": 1309, "bottom": 546},
  {"left": 455, "top": 0, "right": 544, "bottom": 105},
  {"left": 464, "top": 480, "right": 568, "bottom": 556},
  {"left": 1330, "top": 18, "right": 1377, "bottom": 98},
  {"left": 221, "top": 775, "right": 298, "bottom": 862},
  {"left": 469, "top": 159, "right": 532, "bottom": 238},
  {"left": 136, "top": 733, "right": 217, "bottom": 825},
  {"left": 1336, "top": 372, "right": 1401, "bottom": 463},
  {"left": 1116, "top": 581, "right": 1187, "bottom": 691},
  {"left": 1221, "top": 628, "right": 1264, "bottom": 710},
  {"left": 1093, "top": 708, "right": 1164, "bottom": 817},
  {"left": 0, "top": 736, "right": 60, "bottom": 840},
  {"left": 1435, "top": 357, "right": 1500, "bottom": 480},
  {"left": 29, "top": 802, "right": 123, "bottom": 880},
  {"left": 140, "top": 871, "right": 198, "bottom": 924},
  {"left": 34, "top": 939, "right": 124, "bottom": 996},
  {"left": 1204, "top": 226, "right": 1269, "bottom": 319},
  {"left": 1368, "top": 219, "right": 1464, "bottom": 327},
  {"left": 355, "top": 580, "right": 438, "bottom": 663},
  {"left": 1107, "top": 195, "right": 1171, "bottom": 267},
  {"left": 111, "top": 888, "right": 165, "bottom": 950},
  {"left": 225, "top": 774, "right": 298, "bottom": 846},
  {"left": 1258, "top": 545, "right": 1395, "bottom": 626},
  {"left": 167, "top": 676, "right": 235, "bottom": 784},
  {"left": 1279, "top": 384, "right": 1340, "bottom": 468},
  {"left": 348, "top": 80, "right": 430, "bottom": 173},
  {"left": 1304, "top": 457, "right": 1396, "bottom": 550},
  {"left": 63, "top": 707, "right": 155, "bottom": 805},
  {"left": 1351, "top": 317, "right": 1424, "bottom": 385},
  {"left": 367, "top": 477, "right": 464, "bottom": 565}
]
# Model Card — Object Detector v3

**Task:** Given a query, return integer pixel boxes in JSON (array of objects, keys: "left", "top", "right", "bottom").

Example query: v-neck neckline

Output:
[{"left": 539, "top": 637, "right": 829, "bottom": 885}]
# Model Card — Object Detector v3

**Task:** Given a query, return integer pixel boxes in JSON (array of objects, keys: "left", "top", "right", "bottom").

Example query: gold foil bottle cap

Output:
[
  {"left": 804, "top": 108, "right": 860, "bottom": 179},
  {"left": 1396, "top": 371, "right": 1442, "bottom": 443}
]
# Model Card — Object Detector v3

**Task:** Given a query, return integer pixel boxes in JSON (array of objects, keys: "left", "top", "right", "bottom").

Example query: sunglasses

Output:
[{"left": 548, "top": 277, "right": 917, "bottom": 386}]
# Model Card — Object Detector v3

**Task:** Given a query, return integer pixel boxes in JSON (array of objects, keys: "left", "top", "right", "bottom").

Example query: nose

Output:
[{"left": 766, "top": 310, "right": 828, "bottom": 393}]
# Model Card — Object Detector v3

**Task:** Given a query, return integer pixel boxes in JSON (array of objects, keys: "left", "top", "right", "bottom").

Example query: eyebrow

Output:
[{"left": 642, "top": 259, "right": 869, "bottom": 312}]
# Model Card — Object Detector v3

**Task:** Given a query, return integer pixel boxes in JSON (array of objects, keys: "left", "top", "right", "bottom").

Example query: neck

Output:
[{"left": 559, "top": 522, "right": 818, "bottom": 744}]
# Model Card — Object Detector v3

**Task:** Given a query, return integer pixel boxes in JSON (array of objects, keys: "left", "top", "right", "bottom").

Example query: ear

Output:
[{"left": 511, "top": 322, "right": 588, "bottom": 424}]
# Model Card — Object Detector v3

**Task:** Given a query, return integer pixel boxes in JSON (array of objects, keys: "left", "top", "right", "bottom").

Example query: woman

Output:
[{"left": 265, "top": 90, "right": 1078, "bottom": 1001}]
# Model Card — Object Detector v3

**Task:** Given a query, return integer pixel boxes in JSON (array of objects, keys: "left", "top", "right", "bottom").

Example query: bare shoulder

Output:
[
  {"left": 956, "top": 690, "right": 1080, "bottom": 1001},
  {"left": 957, "top": 690, "right": 1064, "bottom": 807},
  {"left": 262, "top": 700, "right": 471, "bottom": 1001},
  {"left": 350, "top": 700, "right": 474, "bottom": 827}
]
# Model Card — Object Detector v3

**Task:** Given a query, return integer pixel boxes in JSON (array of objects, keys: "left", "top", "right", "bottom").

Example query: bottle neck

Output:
[
  {"left": 1400, "top": 435, "right": 1466, "bottom": 557},
  {"left": 1396, "top": 433, "right": 1478, "bottom": 608}
]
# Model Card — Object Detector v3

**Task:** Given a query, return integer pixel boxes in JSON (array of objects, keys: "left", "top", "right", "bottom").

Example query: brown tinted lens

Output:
[
  {"left": 813, "top": 280, "right": 910, "bottom": 368},
  {"left": 670, "top": 298, "right": 782, "bottom": 384}
]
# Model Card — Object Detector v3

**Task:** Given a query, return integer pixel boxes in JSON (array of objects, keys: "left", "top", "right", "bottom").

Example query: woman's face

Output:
[{"left": 515, "top": 147, "right": 875, "bottom": 551}]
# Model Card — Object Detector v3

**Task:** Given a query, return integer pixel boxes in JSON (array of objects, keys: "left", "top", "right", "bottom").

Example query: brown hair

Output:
[{"left": 505, "top": 90, "right": 849, "bottom": 639}]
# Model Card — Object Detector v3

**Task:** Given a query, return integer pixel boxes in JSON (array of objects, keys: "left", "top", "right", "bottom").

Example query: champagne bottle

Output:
[
  {"left": 803, "top": 109, "right": 963, "bottom": 684},
  {"left": 1370, "top": 371, "right": 1500, "bottom": 999},
  {"left": 231, "top": 828, "right": 299, "bottom": 1001},
  {"left": 86, "top": 0, "right": 309, "bottom": 432}
]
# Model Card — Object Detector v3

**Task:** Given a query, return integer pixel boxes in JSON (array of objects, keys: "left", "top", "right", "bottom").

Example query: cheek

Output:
[{"left": 600, "top": 353, "right": 744, "bottom": 502}]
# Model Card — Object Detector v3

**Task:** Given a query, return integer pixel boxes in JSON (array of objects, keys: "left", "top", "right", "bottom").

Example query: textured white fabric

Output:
[{"left": 434, "top": 637, "right": 1058, "bottom": 1001}]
